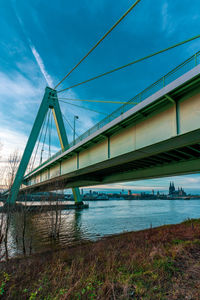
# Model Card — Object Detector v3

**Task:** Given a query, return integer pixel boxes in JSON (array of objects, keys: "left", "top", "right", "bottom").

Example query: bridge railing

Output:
[
  {"left": 70, "top": 52, "right": 200, "bottom": 148},
  {"left": 26, "top": 51, "right": 200, "bottom": 178}
]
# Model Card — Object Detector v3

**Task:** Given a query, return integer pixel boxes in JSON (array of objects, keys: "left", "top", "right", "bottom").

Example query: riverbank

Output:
[
  {"left": 0, "top": 202, "right": 89, "bottom": 212},
  {"left": 1, "top": 219, "right": 200, "bottom": 299}
]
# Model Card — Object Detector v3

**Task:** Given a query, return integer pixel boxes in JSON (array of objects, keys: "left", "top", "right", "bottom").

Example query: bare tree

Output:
[
  {"left": 0, "top": 141, "right": 5, "bottom": 260},
  {"left": 0, "top": 141, "right": 6, "bottom": 194},
  {"left": 0, "top": 148, "right": 36, "bottom": 260},
  {"left": 45, "top": 180, "right": 66, "bottom": 240},
  {"left": 5, "top": 150, "right": 21, "bottom": 189},
  {"left": 1, "top": 150, "right": 21, "bottom": 259}
]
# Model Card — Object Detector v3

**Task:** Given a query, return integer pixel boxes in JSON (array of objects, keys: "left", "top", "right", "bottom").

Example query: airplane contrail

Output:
[{"left": 11, "top": 0, "right": 53, "bottom": 87}]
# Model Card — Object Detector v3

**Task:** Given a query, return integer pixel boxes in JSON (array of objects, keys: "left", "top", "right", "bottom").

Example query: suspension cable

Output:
[
  {"left": 54, "top": 0, "right": 142, "bottom": 89},
  {"left": 62, "top": 114, "right": 80, "bottom": 138},
  {"left": 48, "top": 110, "right": 52, "bottom": 158},
  {"left": 40, "top": 110, "right": 50, "bottom": 164},
  {"left": 59, "top": 100, "right": 108, "bottom": 115},
  {"left": 31, "top": 110, "right": 48, "bottom": 170},
  {"left": 57, "top": 34, "right": 200, "bottom": 93},
  {"left": 57, "top": 97, "right": 138, "bottom": 105}
]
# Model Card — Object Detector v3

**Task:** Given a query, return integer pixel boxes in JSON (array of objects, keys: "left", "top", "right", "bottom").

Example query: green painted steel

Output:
[
  {"left": 24, "top": 51, "right": 200, "bottom": 177},
  {"left": 8, "top": 87, "right": 82, "bottom": 204},
  {"left": 51, "top": 94, "right": 69, "bottom": 149},
  {"left": 8, "top": 87, "right": 51, "bottom": 204},
  {"left": 51, "top": 94, "right": 82, "bottom": 203},
  {"left": 22, "top": 63, "right": 200, "bottom": 192}
]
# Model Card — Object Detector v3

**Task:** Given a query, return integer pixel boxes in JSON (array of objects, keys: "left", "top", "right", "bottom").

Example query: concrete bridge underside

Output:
[{"left": 22, "top": 66, "right": 200, "bottom": 193}]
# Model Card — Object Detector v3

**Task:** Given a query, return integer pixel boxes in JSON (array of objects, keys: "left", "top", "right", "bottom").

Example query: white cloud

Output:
[
  {"left": 161, "top": 1, "right": 175, "bottom": 36},
  {"left": 87, "top": 183, "right": 166, "bottom": 191},
  {"left": 84, "top": 175, "right": 200, "bottom": 193},
  {"left": 161, "top": 2, "right": 168, "bottom": 32},
  {"left": 0, "top": 125, "right": 60, "bottom": 183},
  {"left": 30, "top": 45, "right": 54, "bottom": 87},
  {"left": 0, "top": 128, "right": 26, "bottom": 184},
  {"left": 0, "top": 60, "right": 50, "bottom": 180},
  {"left": 186, "top": 177, "right": 200, "bottom": 184},
  {"left": 0, "top": 69, "right": 40, "bottom": 99},
  {"left": 0, "top": 67, "right": 44, "bottom": 127},
  {"left": 10, "top": 0, "right": 104, "bottom": 146},
  {"left": 11, "top": 0, "right": 53, "bottom": 87},
  {"left": 0, "top": 128, "right": 26, "bottom": 158}
]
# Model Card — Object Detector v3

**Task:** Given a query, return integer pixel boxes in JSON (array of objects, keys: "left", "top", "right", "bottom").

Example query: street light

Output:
[
  {"left": 73, "top": 115, "right": 79, "bottom": 145},
  {"left": 40, "top": 148, "right": 44, "bottom": 164}
]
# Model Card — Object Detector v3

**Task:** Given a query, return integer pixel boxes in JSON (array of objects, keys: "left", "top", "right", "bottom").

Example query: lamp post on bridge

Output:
[{"left": 73, "top": 115, "right": 79, "bottom": 145}]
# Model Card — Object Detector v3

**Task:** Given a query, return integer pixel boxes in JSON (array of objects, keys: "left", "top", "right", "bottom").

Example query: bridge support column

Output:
[
  {"left": 72, "top": 187, "right": 82, "bottom": 203},
  {"left": 8, "top": 88, "right": 50, "bottom": 204},
  {"left": 8, "top": 87, "right": 82, "bottom": 204},
  {"left": 165, "top": 94, "right": 180, "bottom": 135},
  {"left": 51, "top": 93, "right": 82, "bottom": 203}
]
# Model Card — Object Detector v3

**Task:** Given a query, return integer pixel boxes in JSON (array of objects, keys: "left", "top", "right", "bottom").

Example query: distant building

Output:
[
  {"left": 168, "top": 182, "right": 186, "bottom": 197},
  {"left": 169, "top": 182, "right": 175, "bottom": 195},
  {"left": 92, "top": 191, "right": 98, "bottom": 196},
  {"left": 132, "top": 193, "right": 141, "bottom": 198}
]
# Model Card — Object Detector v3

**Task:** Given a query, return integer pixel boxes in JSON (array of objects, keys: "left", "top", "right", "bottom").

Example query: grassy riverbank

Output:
[{"left": 1, "top": 219, "right": 200, "bottom": 299}]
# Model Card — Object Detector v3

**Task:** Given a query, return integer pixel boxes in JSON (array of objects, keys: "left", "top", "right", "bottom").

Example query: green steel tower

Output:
[{"left": 8, "top": 87, "right": 82, "bottom": 204}]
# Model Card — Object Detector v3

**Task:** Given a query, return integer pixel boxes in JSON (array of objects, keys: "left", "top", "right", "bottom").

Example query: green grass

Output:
[{"left": 1, "top": 218, "right": 200, "bottom": 299}]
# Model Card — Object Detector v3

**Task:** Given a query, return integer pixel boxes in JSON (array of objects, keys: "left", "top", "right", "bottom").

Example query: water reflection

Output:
[
  {"left": 0, "top": 199, "right": 200, "bottom": 259},
  {"left": 0, "top": 207, "right": 86, "bottom": 259}
]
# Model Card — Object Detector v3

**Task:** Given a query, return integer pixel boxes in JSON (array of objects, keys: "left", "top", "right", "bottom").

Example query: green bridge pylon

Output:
[{"left": 8, "top": 87, "right": 82, "bottom": 204}]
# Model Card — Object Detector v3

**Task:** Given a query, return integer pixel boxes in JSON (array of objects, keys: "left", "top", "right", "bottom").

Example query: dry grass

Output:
[{"left": 1, "top": 218, "right": 200, "bottom": 299}]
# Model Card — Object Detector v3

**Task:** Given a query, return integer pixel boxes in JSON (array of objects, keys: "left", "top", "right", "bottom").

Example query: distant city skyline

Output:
[{"left": 67, "top": 179, "right": 200, "bottom": 195}]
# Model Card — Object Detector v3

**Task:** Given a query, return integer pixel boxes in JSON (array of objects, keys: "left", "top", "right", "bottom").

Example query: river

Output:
[{"left": 1, "top": 199, "right": 200, "bottom": 259}]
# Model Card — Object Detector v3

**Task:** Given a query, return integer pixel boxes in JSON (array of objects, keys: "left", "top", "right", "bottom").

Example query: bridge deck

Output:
[{"left": 22, "top": 52, "right": 200, "bottom": 192}]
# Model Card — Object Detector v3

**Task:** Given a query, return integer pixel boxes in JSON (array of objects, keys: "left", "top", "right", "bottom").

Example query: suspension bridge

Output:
[{"left": 4, "top": 0, "right": 200, "bottom": 206}]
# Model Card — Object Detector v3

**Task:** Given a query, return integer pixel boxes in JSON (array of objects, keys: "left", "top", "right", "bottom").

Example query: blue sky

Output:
[{"left": 0, "top": 0, "right": 200, "bottom": 193}]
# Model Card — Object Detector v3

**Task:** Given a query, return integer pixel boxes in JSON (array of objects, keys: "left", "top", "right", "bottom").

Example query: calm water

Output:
[{"left": 1, "top": 199, "right": 200, "bottom": 258}]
